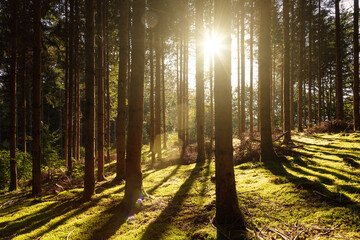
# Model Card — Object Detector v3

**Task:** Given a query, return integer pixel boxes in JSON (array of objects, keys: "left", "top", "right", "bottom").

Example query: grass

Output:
[{"left": 0, "top": 132, "right": 359, "bottom": 239}]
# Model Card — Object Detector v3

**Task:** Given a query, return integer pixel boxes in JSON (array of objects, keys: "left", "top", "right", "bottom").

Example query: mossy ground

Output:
[{"left": 1, "top": 133, "right": 359, "bottom": 239}]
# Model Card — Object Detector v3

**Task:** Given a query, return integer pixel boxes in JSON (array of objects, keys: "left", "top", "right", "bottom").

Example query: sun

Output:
[{"left": 203, "top": 34, "right": 222, "bottom": 54}]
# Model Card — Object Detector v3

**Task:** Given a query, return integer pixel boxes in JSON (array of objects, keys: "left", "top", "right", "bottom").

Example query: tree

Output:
[
  {"left": 308, "top": 0, "right": 313, "bottom": 128},
  {"left": 214, "top": 0, "right": 245, "bottom": 233},
  {"left": 154, "top": 0, "right": 162, "bottom": 160},
  {"left": 149, "top": 30, "right": 155, "bottom": 164},
  {"left": 249, "top": 0, "right": 254, "bottom": 136},
  {"left": 32, "top": 0, "right": 42, "bottom": 195},
  {"left": 353, "top": 0, "right": 359, "bottom": 130},
  {"left": 298, "top": 0, "right": 305, "bottom": 132},
  {"left": 67, "top": 0, "right": 74, "bottom": 174},
  {"left": 196, "top": 0, "right": 205, "bottom": 162},
  {"left": 74, "top": 0, "right": 81, "bottom": 161},
  {"left": 9, "top": 0, "right": 18, "bottom": 191},
  {"left": 96, "top": 0, "right": 106, "bottom": 181},
  {"left": 317, "top": 0, "right": 322, "bottom": 124},
  {"left": 259, "top": 0, "right": 278, "bottom": 161},
  {"left": 240, "top": 0, "right": 245, "bottom": 135},
  {"left": 116, "top": 0, "right": 129, "bottom": 180},
  {"left": 335, "top": 0, "right": 344, "bottom": 120},
  {"left": 123, "top": 0, "right": 146, "bottom": 207},
  {"left": 283, "top": 0, "right": 291, "bottom": 143},
  {"left": 84, "top": 0, "right": 95, "bottom": 200}
]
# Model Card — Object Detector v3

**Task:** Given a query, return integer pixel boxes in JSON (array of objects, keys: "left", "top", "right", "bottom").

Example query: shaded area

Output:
[{"left": 139, "top": 161, "right": 206, "bottom": 240}]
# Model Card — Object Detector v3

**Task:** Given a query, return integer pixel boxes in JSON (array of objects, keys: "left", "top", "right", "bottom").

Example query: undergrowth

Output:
[{"left": 0, "top": 132, "right": 359, "bottom": 239}]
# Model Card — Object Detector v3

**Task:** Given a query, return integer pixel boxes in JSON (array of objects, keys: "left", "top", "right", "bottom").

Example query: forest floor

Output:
[{"left": 0, "top": 133, "right": 360, "bottom": 240}]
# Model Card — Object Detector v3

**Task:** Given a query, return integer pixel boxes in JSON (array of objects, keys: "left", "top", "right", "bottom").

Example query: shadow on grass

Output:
[
  {"left": 139, "top": 161, "right": 206, "bottom": 240},
  {"left": 147, "top": 164, "right": 182, "bottom": 195},
  {"left": 263, "top": 157, "right": 359, "bottom": 209}
]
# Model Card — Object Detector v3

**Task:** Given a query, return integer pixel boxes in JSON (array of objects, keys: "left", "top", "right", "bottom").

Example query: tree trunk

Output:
[
  {"left": 237, "top": 7, "right": 241, "bottom": 137},
  {"left": 20, "top": 21, "right": 27, "bottom": 161},
  {"left": 84, "top": 0, "right": 95, "bottom": 200},
  {"left": 240, "top": 0, "right": 246, "bottom": 135},
  {"left": 68, "top": 0, "right": 74, "bottom": 174},
  {"left": 64, "top": 0, "right": 69, "bottom": 168},
  {"left": 354, "top": 0, "right": 359, "bottom": 130},
  {"left": 259, "top": 0, "right": 278, "bottom": 161},
  {"left": 154, "top": 5, "right": 162, "bottom": 159},
  {"left": 32, "top": 0, "right": 42, "bottom": 195},
  {"left": 335, "top": 0, "right": 344, "bottom": 120},
  {"left": 317, "top": 0, "right": 322, "bottom": 125},
  {"left": 150, "top": 30, "right": 155, "bottom": 164},
  {"left": 214, "top": 0, "right": 245, "bottom": 232},
  {"left": 10, "top": 0, "right": 18, "bottom": 191},
  {"left": 298, "top": 0, "right": 305, "bottom": 132},
  {"left": 290, "top": 1, "right": 295, "bottom": 130},
  {"left": 96, "top": 0, "right": 105, "bottom": 181},
  {"left": 249, "top": 0, "right": 254, "bottom": 136},
  {"left": 210, "top": 44, "right": 214, "bottom": 149},
  {"left": 308, "top": 0, "right": 313, "bottom": 128},
  {"left": 196, "top": 0, "right": 205, "bottom": 162},
  {"left": 74, "top": 0, "right": 80, "bottom": 161},
  {"left": 161, "top": 41, "right": 167, "bottom": 149},
  {"left": 123, "top": 0, "right": 145, "bottom": 208},
  {"left": 283, "top": 0, "right": 291, "bottom": 143},
  {"left": 116, "top": 0, "right": 129, "bottom": 181}
]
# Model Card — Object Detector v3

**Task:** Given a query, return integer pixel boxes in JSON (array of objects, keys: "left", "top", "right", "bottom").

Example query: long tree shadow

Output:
[
  {"left": 139, "top": 161, "right": 206, "bottom": 240},
  {"left": 263, "top": 158, "right": 357, "bottom": 207},
  {"left": 147, "top": 164, "right": 182, "bottom": 195}
]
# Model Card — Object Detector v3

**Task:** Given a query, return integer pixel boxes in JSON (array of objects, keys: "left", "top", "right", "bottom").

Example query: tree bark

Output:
[
  {"left": 308, "top": 0, "right": 313, "bottom": 128},
  {"left": 259, "top": 0, "right": 278, "bottom": 161},
  {"left": 298, "top": 0, "right": 305, "bottom": 132},
  {"left": 10, "top": 0, "right": 18, "bottom": 191},
  {"left": 84, "top": 0, "right": 95, "bottom": 200},
  {"left": 154, "top": 2, "right": 162, "bottom": 159},
  {"left": 150, "top": 30, "right": 155, "bottom": 164},
  {"left": 123, "top": 0, "right": 145, "bottom": 208},
  {"left": 317, "top": 0, "right": 322, "bottom": 125},
  {"left": 32, "top": 0, "right": 42, "bottom": 195},
  {"left": 283, "top": 0, "right": 291, "bottom": 143},
  {"left": 335, "top": 0, "right": 344, "bottom": 120},
  {"left": 96, "top": 0, "right": 106, "bottom": 181},
  {"left": 116, "top": 0, "right": 129, "bottom": 180},
  {"left": 74, "top": 0, "right": 80, "bottom": 161},
  {"left": 68, "top": 0, "right": 74, "bottom": 174},
  {"left": 214, "top": 0, "right": 245, "bottom": 232},
  {"left": 249, "top": 0, "right": 254, "bottom": 136},
  {"left": 161, "top": 41, "right": 167, "bottom": 149},
  {"left": 196, "top": 0, "right": 205, "bottom": 162},
  {"left": 354, "top": 0, "right": 359, "bottom": 130},
  {"left": 240, "top": 0, "right": 246, "bottom": 135}
]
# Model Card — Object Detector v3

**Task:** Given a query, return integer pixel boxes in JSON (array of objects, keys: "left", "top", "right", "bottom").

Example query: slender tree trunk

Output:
[
  {"left": 84, "top": 0, "right": 95, "bottom": 200},
  {"left": 259, "top": 0, "right": 278, "bottom": 161},
  {"left": 240, "top": 0, "right": 245, "bottom": 135},
  {"left": 210, "top": 50, "right": 214, "bottom": 149},
  {"left": 32, "top": 0, "right": 42, "bottom": 195},
  {"left": 214, "top": 0, "right": 245, "bottom": 232},
  {"left": 308, "top": 0, "right": 313, "bottom": 128},
  {"left": 196, "top": 0, "right": 205, "bottom": 162},
  {"left": 185, "top": 37, "right": 189, "bottom": 146},
  {"left": 237, "top": 7, "right": 241, "bottom": 137},
  {"left": 105, "top": 0, "right": 110, "bottom": 163},
  {"left": 283, "top": 0, "right": 291, "bottom": 143},
  {"left": 249, "top": 0, "right": 254, "bottom": 136},
  {"left": 123, "top": 0, "right": 145, "bottom": 208},
  {"left": 161, "top": 42, "right": 166, "bottom": 149},
  {"left": 67, "top": 0, "right": 74, "bottom": 174},
  {"left": 10, "top": 0, "right": 18, "bottom": 191},
  {"left": 317, "top": 0, "right": 322, "bottom": 125},
  {"left": 290, "top": 1, "right": 295, "bottom": 130},
  {"left": 96, "top": 0, "right": 105, "bottom": 181},
  {"left": 64, "top": 0, "right": 69, "bottom": 168},
  {"left": 354, "top": 0, "right": 359, "bottom": 130},
  {"left": 116, "top": 0, "right": 129, "bottom": 180},
  {"left": 335, "top": 0, "right": 344, "bottom": 120},
  {"left": 20, "top": 28, "right": 27, "bottom": 160},
  {"left": 298, "top": 0, "right": 305, "bottom": 132},
  {"left": 154, "top": 5, "right": 162, "bottom": 159},
  {"left": 74, "top": 0, "right": 80, "bottom": 161},
  {"left": 150, "top": 30, "right": 155, "bottom": 164}
]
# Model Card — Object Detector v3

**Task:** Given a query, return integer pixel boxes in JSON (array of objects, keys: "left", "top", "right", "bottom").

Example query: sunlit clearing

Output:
[{"left": 204, "top": 34, "right": 222, "bottom": 54}]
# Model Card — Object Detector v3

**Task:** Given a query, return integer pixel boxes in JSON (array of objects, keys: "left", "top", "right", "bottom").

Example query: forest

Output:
[{"left": 0, "top": 0, "right": 360, "bottom": 239}]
